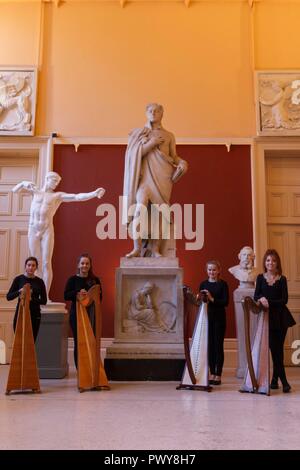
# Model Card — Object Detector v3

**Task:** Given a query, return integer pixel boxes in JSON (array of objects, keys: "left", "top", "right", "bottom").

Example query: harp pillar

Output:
[{"left": 233, "top": 287, "right": 258, "bottom": 378}]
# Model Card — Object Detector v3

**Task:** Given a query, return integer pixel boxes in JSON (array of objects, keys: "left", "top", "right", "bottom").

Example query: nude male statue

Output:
[
  {"left": 123, "top": 103, "right": 188, "bottom": 258},
  {"left": 13, "top": 171, "right": 105, "bottom": 298}
]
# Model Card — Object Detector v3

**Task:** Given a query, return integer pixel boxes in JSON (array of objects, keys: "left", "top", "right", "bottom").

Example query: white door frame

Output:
[
  {"left": 0, "top": 136, "right": 52, "bottom": 362},
  {"left": 252, "top": 137, "right": 300, "bottom": 267},
  {"left": 252, "top": 137, "right": 300, "bottom": 365}
]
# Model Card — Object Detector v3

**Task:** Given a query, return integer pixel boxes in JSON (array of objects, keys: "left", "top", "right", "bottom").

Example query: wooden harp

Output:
[
  {"left": 240, "top": 296, "right": 270, "bottom": 395},
  {"left": 76, "top": 284, "right": 110, "bottom": 392},
  {"left": 6, "top": 283, "right": 41, "bottom": 395},
  {"left": 177, "top": 286, "right": 211, "bottom": 391}
]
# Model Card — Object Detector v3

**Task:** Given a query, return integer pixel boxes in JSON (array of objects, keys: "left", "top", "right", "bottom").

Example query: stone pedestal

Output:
[
  {"left": 36, "top": 302, "right": 69, "bottom": 379},
  {"left": 233, "top": 287, "right": 258, "bottom": 378},
  {"left": 105, "top": 257, "right": 185, "bottom": 380}
]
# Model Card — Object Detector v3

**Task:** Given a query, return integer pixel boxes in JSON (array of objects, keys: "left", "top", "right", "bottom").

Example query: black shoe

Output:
[
  {"left": 209, "top": 379, "right": 215, "bottom": 385},
  {"left": 213, "top": 380, "right": 221, "bottom": 385},
  {"left": 270, "top": 379, "right": 279, "bottom": 389},
  {"left": 282, "top": 383, "right": 291, "bottom": 393}
]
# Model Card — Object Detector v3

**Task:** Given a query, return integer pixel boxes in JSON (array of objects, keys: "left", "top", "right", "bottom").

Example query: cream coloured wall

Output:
[
  {"left": 0, "top": 1, "right": 41, "bottom": 66},
  {"left": 1, "top": 1, "right": 300, "bottom": 137},
  {"left": 36, "top": 1, "right": 253, "bottom": 137},
  {"left": 255, "top": 2, "right": 300, "bottom": 69}
]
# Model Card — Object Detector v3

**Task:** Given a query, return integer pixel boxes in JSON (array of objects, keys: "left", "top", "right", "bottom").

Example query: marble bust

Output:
[{"left": 228, "top": 246, "right": 258, "bottom": 287}]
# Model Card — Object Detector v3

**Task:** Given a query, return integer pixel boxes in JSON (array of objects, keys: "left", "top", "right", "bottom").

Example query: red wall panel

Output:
[{"left": 51, "top": 144, "right": 253, "bottom": 338}]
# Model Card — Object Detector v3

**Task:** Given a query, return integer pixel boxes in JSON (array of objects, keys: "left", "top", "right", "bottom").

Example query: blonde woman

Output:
[{"left": 199, "top": 260, "right": 229, "bottom": 385}]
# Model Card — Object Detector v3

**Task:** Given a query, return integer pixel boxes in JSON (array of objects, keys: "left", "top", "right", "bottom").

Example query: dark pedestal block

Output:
[
  {"left": 36, "top": 304, "right": 69, "bottom": 379},
  {"left": 105, "top": 358, "right": 185, "bottom": 381}
]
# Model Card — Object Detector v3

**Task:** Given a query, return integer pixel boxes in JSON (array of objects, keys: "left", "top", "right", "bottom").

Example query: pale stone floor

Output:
[{"left": 0, "top": 366, "right": 299, "bottom": 450}]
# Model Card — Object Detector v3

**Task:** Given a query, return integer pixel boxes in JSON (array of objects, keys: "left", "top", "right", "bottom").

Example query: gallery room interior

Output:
[{"left": 0, "top": 0, "right": 299, "bottom": 451}]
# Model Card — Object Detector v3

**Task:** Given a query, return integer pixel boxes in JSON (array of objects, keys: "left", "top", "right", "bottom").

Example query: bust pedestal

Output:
[
  {"left": 105, "top": 257, "right": 185, "bottom": 380},
  {"left": 36, "top": 302, "right": 69, "bottom": 378},
  {"left": 233, "top": 285, "right": 258, "bottom": 378}
]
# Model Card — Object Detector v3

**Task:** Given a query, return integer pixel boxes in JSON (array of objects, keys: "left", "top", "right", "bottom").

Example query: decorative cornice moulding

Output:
[{"left": 3, "top": 0, "right": 299, "bottom": 7}]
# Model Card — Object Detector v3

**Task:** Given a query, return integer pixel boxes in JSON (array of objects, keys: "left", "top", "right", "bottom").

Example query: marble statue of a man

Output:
[
  {"left": 228, "top": 246, "right": 258, "bottom": 287},
  {"left": 13, "top": 171, "right": 105, "bottom": 298},
  {"left": 123, "top": 103, "right": 188, "bottom": 258}
]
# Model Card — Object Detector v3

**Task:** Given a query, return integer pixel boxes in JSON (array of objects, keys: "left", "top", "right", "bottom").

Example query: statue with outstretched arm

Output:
[{"left": 12, "top": 171, "right": 105, "bottom": 299}]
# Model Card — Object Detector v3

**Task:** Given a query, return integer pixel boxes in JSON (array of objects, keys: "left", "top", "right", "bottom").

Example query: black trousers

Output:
[
  {"left": 269, "top": 327, "right": 288, "bottom": 384},
  {"left": 208, "top": 320, "right": 226, "bottom": 376},
  {"left": 13, "top": 310, "right": 41, "bottom": 343}
]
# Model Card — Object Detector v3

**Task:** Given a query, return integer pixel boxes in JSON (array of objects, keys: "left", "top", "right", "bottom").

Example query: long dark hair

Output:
[
  {"left": 77, "top": 253, "right": 96, "bottom": 285},
  {"left": 262, "top": 249, "right": 282, "bottom": 275}
]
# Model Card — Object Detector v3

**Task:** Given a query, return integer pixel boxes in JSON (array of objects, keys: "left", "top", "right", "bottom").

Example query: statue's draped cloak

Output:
[{"left": 123, "top": 126, "right": 175, "bottom": 223}]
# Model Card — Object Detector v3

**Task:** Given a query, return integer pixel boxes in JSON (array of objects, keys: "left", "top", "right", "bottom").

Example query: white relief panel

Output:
[
  {"left": 256, "top": 70, "right": 300, "bottom": 136},
  {"left": 0, "top": 229, "right": 10, "bottom": 280},
  {"left": 0, "top": 67, "right": 37, "bottom": 136},
  {"left": 0, "top": 191, "right": 12, "bottom": 216}
]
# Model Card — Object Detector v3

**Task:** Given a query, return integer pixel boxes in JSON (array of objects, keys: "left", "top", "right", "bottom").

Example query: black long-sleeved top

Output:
[
  {"left": 64, "top": 275, "right": 102, "bottom": 317},
  {"left": 254, "top": 274, "right": 295, "bottom": 330},
  {"left": 199, "top": 279, "right": 229, "bottom": 324},
  {"left": 6, "top": 274, "right": 47, "bottom": 316}
]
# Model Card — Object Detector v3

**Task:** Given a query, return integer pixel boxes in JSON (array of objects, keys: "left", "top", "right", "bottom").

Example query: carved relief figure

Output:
[
  {"left": 259, "top": 76, "right": 300, "bottom": 132},
  {"left": 124, "top": 282, "right": 176, "bottom": 333},
  {"left": 0, "top": 73, "right": 33, "bottom": 132}
]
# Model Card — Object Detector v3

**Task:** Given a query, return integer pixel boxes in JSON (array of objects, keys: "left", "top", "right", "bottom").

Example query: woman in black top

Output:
[
  {"left": 199, "top": 260, "right": 229, "bottom": 385},
  {"left": 254, "top": 249, "right": 295, "bottom": 393},
  {"left": 6, "top": 256, "right": 47, "bottom": 342},
  {"left": 64, "top": 253, "right": 102, "bottom": 368}
]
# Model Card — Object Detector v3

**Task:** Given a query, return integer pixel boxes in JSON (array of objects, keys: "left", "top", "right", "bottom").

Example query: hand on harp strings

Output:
[
  {"left": 18, "top": 284, "right": 31, "bottom": 302},
  {"left": 199, "top": 290, "right": 209, "bottom": 303},
  {"left": 77, "top": 289, "right": 90, "bottom": 306}
]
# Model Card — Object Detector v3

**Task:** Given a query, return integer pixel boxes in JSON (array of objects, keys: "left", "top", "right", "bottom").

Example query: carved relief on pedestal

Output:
[
  {"left": 0, "top": 68, "right": 37, "bottom": 135},
  {"left": 256, "top": 71, "right": 300, "bottom": 135},
  {"left": 123, "top": 281, "right": 176, "bottom": 335}
]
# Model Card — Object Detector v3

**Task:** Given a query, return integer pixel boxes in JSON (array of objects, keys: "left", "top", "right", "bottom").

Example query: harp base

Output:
[
  {"left": 176, "top": 384, "right": 212, "bottom": 392},
  {"left": 5, "top": 388, "right": 41, "bottom": 395},
  {"left": 239, "top": 388, "right": 270, "bottom": 396},
  {"left": 78, "top": 386, "right": 110, "bottom": 393}
]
